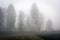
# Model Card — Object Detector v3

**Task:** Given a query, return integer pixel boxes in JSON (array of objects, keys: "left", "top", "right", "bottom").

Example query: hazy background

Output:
[{"left": 0, "top": 0, "right": 60, "bottom": 31}]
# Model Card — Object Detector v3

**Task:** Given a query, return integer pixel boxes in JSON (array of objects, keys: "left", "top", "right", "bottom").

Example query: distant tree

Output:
[
  {"left": 31, "top": 3, "right": 44, "bottom": 32},
  {"left": 0, "top": 8, "right": 4, "bottom": 31},
  {"left": 2, "top": 8, "right": 7, "bottom": 31},
  {"left": 18, "top": 11, "right": 24, "bottom": 32},
  {"left": 46, "top": 19, "right": 53, "bottom": 32},
  {"left": 26, "top": 16, "right": 31, "bottom": 32},
  {"left": 39, "top": 13, "right": 44, "bottom": 31},
  {"left": 7, "top": 4, "right": 16, "bottom": 32}
]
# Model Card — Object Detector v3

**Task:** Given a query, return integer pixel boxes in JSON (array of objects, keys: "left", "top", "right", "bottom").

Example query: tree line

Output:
[{"left": 0, "top": 3, "right": 53, "bottom": 32}]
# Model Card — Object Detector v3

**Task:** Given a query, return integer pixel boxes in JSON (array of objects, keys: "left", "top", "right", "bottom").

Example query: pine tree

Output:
[
  {"left": 0, "top": 8, "right": 4, "bottom": 31},
  {"left": 18, "top": 11, "right": 24, "bottom": 32},
  {"left": 31, "top": 3, "right": 40, "bottom": 32},
  {"left": 39, "top": 13, "right": 44, "bottom": 31},
  {"left": 46, "top": 19, "right": 53, "bottom": 32},
  {"left": 2, "top": 8, "right": 7, "bottom": 31},
  {"left": 31, "top": 3, "right": 44, "bottom": 32},
  {"left": 7, "top": 4, "right": 16, "bottom": 32},
  {"left": 26, "top": 16, "right": 31, "bottom": 32}
]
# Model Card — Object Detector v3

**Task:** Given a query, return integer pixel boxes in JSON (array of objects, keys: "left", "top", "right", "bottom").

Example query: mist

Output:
[{"left": 0, "top": 0, "right": 60, "bottom": 33}]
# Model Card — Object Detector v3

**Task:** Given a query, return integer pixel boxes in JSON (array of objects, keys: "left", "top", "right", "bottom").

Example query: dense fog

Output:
[{"left": 0, "top": 0, "right": 59, "bottom": 33}]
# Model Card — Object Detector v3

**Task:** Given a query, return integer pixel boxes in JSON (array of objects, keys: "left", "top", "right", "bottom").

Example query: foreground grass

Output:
[{"left": 0, "top": 34, "right": 44, "bottom": 40}]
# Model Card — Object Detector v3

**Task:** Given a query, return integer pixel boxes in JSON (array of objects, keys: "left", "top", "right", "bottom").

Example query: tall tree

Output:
[
  {"left": 39, "top": 13, "right": 44, "bottom": 31},
  {"left": 26, "top": 16, "right": 31, "bottom": 32},
  {"left": 0, "top": 8, "right": 4, "bottom": 31},
  {"left": 31, "top": 3, "right": 44, "bottom": 32},
  {"left": 46, "top": 19, "right": 53, "bottom": 32},
  {"left": 2, "top": 8, "right": 7, "bottom": 31},
  {"left": 31, "top": 3, "right": 40, "bottom": 32},
  {"left": 7, "top": 4, "right": 16, "bottom": 32},
  {"left": 18, "top": 11, "right": 24, "bottom": 32}
]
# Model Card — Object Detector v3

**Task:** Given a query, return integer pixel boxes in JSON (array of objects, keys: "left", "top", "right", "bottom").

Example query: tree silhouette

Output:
[
  {"left": 31, "top": 3, "right": 44, "bottom": 32},
  {"left": 39, "top": 13, "right": 44, "bottom": 31},
  {"left": 0, "top": 8, "right": 4, "bottom": 31},
  {"left": 31, "top": 3, "right": 40, "bottom": 32},
  {"left": 18, "top": 11, "right": 24, "bottom": 32},
  {"left": 1, "top": 8, "right": 7, "bottom": 31},
  {"left": 46, "top": 19, "right": 53, "bottom": 32},
  {"left": 26, "top": 16, "right": 31, "bottom": 32},
  {"left": 7, "top": 4, "right": 16, "bottom": 32}
]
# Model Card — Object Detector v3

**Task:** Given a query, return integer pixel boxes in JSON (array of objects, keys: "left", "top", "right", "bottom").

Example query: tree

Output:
[
  {"left": 31, "top": 3, "right": 40, "bottom": 32},
  {"left": 39, "top": 13, "right": 44, "bottom": 31},
  {"left": 46, "top": 19, "right": 53, "bottom": 32},
  {"left": 18, "top": 11, "right": 24, "bottom": 32},
  {"left": 26, "top": 16, "right": 31, "bottom": 32},
  {"left": 31, "top": 3, "right": 44, "bottom": 32},
  {"left": 2, "top": 8, "right": 7, "bottom": 31},
  {"left": 0, "top": 8, "right": 4, "bottom": 31},
  {"left": 7, "top": 4, "right": 16, "bottom": 32}
]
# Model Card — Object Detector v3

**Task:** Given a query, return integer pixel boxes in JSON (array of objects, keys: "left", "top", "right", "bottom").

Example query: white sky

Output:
[{"left": 13, "top": 0, "right": 57, "bottom": 30}]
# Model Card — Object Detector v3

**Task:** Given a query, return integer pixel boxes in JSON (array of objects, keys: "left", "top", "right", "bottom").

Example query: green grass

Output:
[{"left": 0, "top": 34, "right": 44, "bottom": 40}]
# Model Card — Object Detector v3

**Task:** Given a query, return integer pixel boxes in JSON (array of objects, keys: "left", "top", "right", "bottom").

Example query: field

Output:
[{"left": 0, "top": 33, "right": 44, "bottom": 40}]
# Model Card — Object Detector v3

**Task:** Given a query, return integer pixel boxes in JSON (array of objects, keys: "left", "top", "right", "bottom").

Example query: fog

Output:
[{"left": 0, "top": 0, "right": 60, "bottom": 33}]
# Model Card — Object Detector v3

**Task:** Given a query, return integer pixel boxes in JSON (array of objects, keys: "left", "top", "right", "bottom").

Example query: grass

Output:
[{"left": 0, "top": 34, "right": 44, "bottom": 40}]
